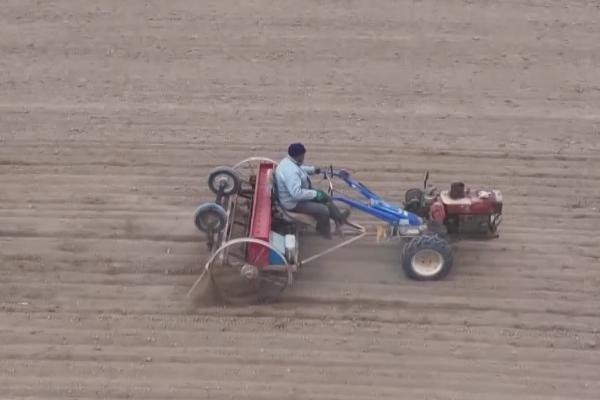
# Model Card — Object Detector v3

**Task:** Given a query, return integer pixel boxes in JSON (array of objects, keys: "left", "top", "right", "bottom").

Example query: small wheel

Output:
[
  {"left": 207, "top": 238, "right": 292, "bottom": 305},
  {"left": 404, "top": 188, "right": 424, "bottom": 215},
  {"left": 208, "top": 167, "right": 240, "bottom": 195},
  {"left": 401, "top": 235, "right": 453, "bottom": 280},
  {"left": 405, "top": 188, "right": 424, "bottom": 203},
  {"left": 194, "top": 203, "right": 227, "bottom": 233}
]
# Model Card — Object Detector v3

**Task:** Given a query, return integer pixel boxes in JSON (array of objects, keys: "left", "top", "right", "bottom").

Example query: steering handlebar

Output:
[
  {"left": 321, "top": 165, "right": 352, "bottom": 195},
  {"left": 322, "top": 166, "right": 350, "bottom": 179}
]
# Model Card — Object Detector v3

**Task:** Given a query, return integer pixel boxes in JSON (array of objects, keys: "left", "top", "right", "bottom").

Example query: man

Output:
[{"left": 275, "top": 143, "right": 349, "bottom": 238}]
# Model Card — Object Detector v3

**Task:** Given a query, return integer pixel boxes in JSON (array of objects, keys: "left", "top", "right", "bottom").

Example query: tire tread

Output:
[{"left": 401, "top": 234, "right": 453, "bottom": 281}]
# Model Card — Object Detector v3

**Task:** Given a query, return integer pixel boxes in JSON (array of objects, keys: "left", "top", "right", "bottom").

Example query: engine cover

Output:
[{"left": 440, "top": 189, "right": 503, "bottom": 215}]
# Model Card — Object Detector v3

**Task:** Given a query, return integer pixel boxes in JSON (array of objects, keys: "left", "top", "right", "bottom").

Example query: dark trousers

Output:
[
  {"left": 293, "top": 201, "right": 330, "bottom": 235},
  {"left": 293, "top": 200, "right": 345, "bottom": 236}
]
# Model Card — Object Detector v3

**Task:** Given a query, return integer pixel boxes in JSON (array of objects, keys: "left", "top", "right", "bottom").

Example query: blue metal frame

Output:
[{"left": 329, "top": 170, "right": 422, "bottom": 226}]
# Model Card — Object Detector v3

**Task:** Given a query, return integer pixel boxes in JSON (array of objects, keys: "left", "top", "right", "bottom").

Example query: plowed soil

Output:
[{"left": 1, "top": 1, "right": 599, "bottom": 399}]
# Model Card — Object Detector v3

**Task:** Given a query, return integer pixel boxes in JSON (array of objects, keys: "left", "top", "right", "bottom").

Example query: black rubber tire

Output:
[
  {"left": 405, "top": 188, "right": 424, "bottom": 203},
  {"left": 208, "top": 166, "right": 241, "bottom": 196},
  {"left": 401, "top": 235, "right": 453, "bottom": 281},
  {"left": 404, "top": 188, "right": 425, "bottom": 216},
  {"left": 193, "top": 203, "right": 227, "bottom": 233}
]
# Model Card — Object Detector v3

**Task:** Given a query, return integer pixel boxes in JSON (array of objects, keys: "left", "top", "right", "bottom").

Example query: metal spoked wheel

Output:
[
  {"left": 401, "top": 235, "right": 453, "bottom": 281},
  {"left": 207, "top": 238, "right": 291, "bottom": 305}
]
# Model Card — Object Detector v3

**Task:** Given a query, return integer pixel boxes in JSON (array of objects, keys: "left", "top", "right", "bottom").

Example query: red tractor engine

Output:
[{"left": 427, "top": 182, "right": 502, "bottom": 237}]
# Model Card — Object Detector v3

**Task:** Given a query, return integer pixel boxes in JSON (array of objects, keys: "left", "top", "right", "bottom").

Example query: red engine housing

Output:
[
  {"left": 426, "top": 182, "right": 503, "bottom": 237},
  {"left": 441, "top": 189, "right": 503, "bottom": 215},
  {"left": 429, "top": 201, "right": 446, "bottom": 223}
]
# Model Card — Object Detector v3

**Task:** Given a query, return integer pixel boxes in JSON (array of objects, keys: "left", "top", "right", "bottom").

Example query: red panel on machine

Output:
[
  {"left": 246, "top": 162, "right": 274, "bottom": 267},
  {"left": 429, "top": 201, "right": 446, "bottom": 223},
  {"left": 443, "top": 191, "right": 502, "bottom": 215}
]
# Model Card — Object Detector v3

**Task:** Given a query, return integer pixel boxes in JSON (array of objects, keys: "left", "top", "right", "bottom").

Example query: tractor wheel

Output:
[
  {"left": 194, "top": 203, "right": 227, "bottom": 233},
  {"left": 401, "top": 235, "right": 453, "bottom": 281},
  {"left": 208, "top": 166, "right": 240, "bottom": 196}
]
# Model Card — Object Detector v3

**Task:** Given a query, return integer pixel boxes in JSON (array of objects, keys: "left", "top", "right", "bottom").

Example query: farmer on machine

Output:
[{"left": 275, "top": 143, "right": 349, "bottom": 238}]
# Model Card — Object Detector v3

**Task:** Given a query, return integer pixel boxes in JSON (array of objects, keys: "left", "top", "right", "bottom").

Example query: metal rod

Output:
[
  {"left": 299, "top": 222, "right": 367, "bottom": 266},
  {"left": 224, "top": 195, "right": 237, "bottom": 242},
  {"left": 263, "top": 264, "right": 297, "bottom": 273}
]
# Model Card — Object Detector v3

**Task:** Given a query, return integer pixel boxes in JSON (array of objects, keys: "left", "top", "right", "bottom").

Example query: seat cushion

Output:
[{"left": 281, "top": 209, "right": 317, "bottom": 227}]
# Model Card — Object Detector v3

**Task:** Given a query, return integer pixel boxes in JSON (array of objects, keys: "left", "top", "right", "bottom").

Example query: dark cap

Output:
[{"left": 288, "top": 143, "right": 306, "bottom": 157}]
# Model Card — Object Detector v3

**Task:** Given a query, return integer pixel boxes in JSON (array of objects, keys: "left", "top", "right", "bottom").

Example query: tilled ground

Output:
[{"left": 1, "top": 1, "right": 599, "bottom": 399}]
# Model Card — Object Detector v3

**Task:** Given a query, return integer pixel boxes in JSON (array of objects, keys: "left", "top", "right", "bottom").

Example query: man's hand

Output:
[
  {"left": 314, "top": 189, "right": 330, "bottom": 203},
  {"left": 314, "top": 167, "right": 321, "bottom": 174}
]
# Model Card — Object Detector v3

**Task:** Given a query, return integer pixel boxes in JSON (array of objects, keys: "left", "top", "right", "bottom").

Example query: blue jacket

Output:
[{"left": 275, "top": 156, "right": 317, "bottom": 210}]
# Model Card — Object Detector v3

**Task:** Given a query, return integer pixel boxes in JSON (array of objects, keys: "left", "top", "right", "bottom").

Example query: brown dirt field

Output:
[{"left": 1, "top": 0, "right": 600, "bottom": 399}]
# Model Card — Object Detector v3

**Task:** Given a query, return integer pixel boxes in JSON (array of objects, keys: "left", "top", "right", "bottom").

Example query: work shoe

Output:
[{"left": 337, "top": 209, "right": 350, "bottom": 224}]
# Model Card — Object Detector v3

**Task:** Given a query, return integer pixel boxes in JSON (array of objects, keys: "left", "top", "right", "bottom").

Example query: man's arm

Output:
[
  {"left": 301, "top": 165, "right": 321, "bottom": 175},
  {"left": 278, "top": 167, "right": 317, "bottom": 201}
]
